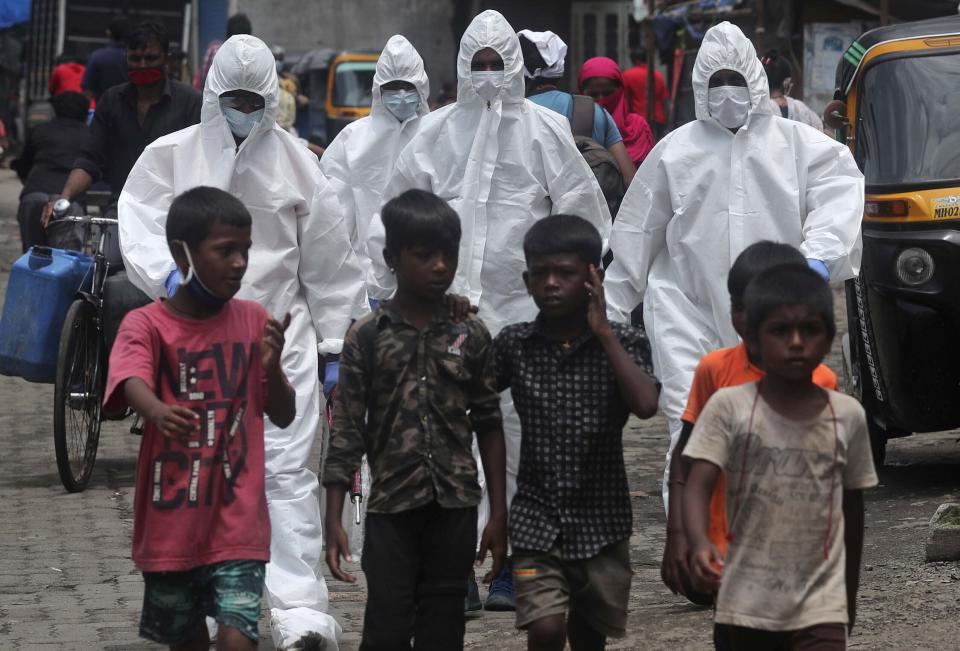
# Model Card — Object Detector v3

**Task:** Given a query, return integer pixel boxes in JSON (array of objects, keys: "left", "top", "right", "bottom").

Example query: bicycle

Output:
[{"left": 50, "top": 199, "right": 119, "bottom": 492}]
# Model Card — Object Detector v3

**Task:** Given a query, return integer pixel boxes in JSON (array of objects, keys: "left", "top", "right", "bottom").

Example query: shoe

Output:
[
  {"left": 484, "top": 558, "right": 516, "bottom": 611},
  {"left": 465, "top": 575, "right": 483, "bottom": 612}
]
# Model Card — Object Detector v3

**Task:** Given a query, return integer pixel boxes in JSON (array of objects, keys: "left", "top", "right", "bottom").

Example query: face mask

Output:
[
  {"left": 128, "top": 66, "right": 163, "bottom": 87},
  {"left": 472, "top": 71, "right": 504, "bottom": 102},
  {"left": 276, "top": 61, "right": 284, "bottom": 74},
  {"left": 708, "top": 85, "right": 751, "bottom": 130},
  {"left": 178, "top": 243, "right": 230, "bottom": 309},
  {"left": 221, "top": 106, "right": 265, "bottom": 139},
  {"left": 381, "top": 89, "right": 420, "bottom": 122},
  {"left": 596, "top": 88, "right": 624, "bottom": 114}
]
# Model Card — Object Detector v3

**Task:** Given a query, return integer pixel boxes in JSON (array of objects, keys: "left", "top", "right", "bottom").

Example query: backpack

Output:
[{"left": 570, "top": 94, "right": 626, "bottom": 219}]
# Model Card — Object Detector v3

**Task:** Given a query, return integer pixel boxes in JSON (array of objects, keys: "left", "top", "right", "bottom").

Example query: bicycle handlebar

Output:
[
  {"left": 52, "top": 198, "right": 118, "bottom": 227},
  {"left": 57, "top": 215, "right": 119, "bottom": 226}
]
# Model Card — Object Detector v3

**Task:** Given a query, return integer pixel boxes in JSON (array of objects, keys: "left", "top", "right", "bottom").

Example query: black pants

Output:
[{"left": 360, "top": 503, "right": 477, "bottom": 651}]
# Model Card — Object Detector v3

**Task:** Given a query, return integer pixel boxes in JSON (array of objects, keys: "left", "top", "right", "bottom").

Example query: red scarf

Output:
[{"left": 579, "top": 57, "right": 654, "bottom": 166}]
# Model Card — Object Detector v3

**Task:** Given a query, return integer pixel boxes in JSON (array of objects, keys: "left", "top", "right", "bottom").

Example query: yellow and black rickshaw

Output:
[
  {"left": 325, "top": 50, "right": 380, "bottom": 141},
  {"left": 827, "top": 14, "right": 960, "bottom": 467}
]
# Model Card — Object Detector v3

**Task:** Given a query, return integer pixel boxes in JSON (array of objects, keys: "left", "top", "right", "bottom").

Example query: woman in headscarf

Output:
[{"left": 579, "top": 56, "right": 655, "bottom": 166}]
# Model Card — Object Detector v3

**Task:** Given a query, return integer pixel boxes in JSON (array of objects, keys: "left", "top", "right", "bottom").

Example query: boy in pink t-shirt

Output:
[{"left": 104, "top": 186, "right": 295, "bottom": 651}]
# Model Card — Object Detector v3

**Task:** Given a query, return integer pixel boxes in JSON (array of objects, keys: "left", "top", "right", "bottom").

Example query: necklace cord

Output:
[{"left": 727, "top": 386, "right": 840, "bottom": 562}]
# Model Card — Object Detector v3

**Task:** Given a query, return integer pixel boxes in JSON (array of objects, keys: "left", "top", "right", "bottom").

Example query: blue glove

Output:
[
  {"left": 368, "top": 298, "right": 379, "bottom": 311},
  {"left": 165, "top": 269, "right": 181, "bottom": 297},
  {"left": 323, "top": 359, "right": 339, "bottom": 399},
  {"left": 806, "top": 259, "right": 830, "bottom": 282}
]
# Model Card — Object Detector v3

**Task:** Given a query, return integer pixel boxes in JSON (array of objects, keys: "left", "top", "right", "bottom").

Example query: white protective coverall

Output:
[
  {"left": 604, "top": 21, "right": 864, "bottom": 506},
  {"left": 366, "top": 10, "right": 611, "bottom": 522},
  {"left": 322, "top": 34, "right": 429, "bottom": 270},
  {"left": 118, "top": 35, "right": 368, "bottom": 649},
  {"left": 320, "top": 35, "right": 428, "bottom": 559}
]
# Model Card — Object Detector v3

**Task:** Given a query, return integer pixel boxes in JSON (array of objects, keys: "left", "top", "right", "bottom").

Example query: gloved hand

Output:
[
  {"left": 165, "top": 269, "right": 181, "bottom": 297},
  {"left": 323, "top": 358, "right": 339, "bottom": 399},
  {"left": 368, "top": 298, "right": 379, "bottom": 311},
  {"left": 806, "top": 259, "right": 830, "bottom": 282}
]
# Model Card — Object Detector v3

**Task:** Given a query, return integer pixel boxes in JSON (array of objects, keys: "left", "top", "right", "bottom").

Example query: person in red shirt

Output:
[
  {"left": 49, "top": 54, "right": 87, "bottom": 97},
  {"left": 103, "top": 186, "right": 295, "bottom": 651},
  {"left": 622, "top": 49, "right": 668, "bottom": 138},
  {"left": 660, "top": 242, "right": 837, "bottom": 636}
]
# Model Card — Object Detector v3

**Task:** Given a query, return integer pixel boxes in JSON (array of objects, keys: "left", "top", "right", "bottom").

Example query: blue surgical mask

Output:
[
  {"left": 381, "top": 88, "right": 420, "bottom": 122},
  {"left": 179, "top": 243, "right": 229, "bottom": 310},
  {"left": 221, "top": 106, "right": 265, "bottom": 139}
]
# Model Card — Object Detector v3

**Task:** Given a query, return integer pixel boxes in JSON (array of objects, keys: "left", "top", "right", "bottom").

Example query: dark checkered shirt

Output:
[{"left": 495, "top": 320, "right": 657, "bottom": 559}]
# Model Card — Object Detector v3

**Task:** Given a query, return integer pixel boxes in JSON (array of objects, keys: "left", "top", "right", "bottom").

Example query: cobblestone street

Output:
[{"left": 0, "top": 169, "right": 959, "bottom": 649}]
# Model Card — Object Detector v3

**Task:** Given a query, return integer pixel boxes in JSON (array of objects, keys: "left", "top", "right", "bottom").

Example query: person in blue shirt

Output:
[
  {"left": 82, "top": 16, "right": 130, "bottom": 102},
  {"left": 518, "top": 30, "right": 635, "bottom": 187}
]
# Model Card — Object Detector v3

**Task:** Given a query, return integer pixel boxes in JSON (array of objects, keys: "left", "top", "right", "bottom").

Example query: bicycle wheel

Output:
[{"left": 53, "top": 299, "right": 104, "bottom": 492}]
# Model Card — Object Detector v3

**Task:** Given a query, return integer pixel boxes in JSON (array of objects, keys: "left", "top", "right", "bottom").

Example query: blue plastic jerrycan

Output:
[{"left": 0, "top": 247, "right": 93, "bottom": 383}]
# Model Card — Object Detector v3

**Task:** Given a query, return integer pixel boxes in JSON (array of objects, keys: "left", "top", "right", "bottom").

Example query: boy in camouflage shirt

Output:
[{"left": 323, "top": 189, "right": 507, "bottom": 650}]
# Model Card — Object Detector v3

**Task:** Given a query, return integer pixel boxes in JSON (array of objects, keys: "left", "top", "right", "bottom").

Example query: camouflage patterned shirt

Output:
[{"left": 323, "top": 300, "right": 502, "bottom": 514}]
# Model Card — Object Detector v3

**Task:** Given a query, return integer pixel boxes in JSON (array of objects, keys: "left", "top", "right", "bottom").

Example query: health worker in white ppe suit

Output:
[
  {"left": 320, "top": 34, "right": 429, "bottom": 560},
  {"left": 604, "top": 21, "right": 864, "bottom": 510},
  {"left": 366, "top": 9, "right": 611, "bottom": 610},
  {"left": 322, "top": 35, "right": 429, "bottom": 271},
  {"left": 118, "top": 34, "right": 368, "bottom": 649}
]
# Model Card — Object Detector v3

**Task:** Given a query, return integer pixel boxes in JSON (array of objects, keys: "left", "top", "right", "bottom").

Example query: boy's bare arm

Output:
[
  {"left": 324, "top": 483, "right": 356, "bottom": 583},
  {"left": 662, "top": 420, "right": 695, "bottom": 594},
  {"left": 683, "top": 459, "right": 723, "bottom": 593},
  {"left": 843, "top": 489, "right": 865, "bottom": 631},
  {"left": 123, "top": 377, "right": 198, "bottom": 441},
  {"left": 586, "top": 265, "right": 659, "bottom": 418},
  {"left": 476, "top": 427, "right": 507, "bottom": 583}
]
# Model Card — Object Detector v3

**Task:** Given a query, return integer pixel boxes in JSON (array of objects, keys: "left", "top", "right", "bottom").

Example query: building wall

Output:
[{"left": 235, "top": 0, "right": 459, "bottom": 100}]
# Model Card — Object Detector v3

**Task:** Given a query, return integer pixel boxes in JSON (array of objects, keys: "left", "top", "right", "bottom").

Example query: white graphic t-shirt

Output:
[{"left": 684, "top": 383, "right": 878, "bottom": 630}]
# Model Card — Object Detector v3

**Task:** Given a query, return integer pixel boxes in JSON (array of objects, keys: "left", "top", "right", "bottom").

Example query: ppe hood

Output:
[
  {"left": 372, "top": 35, "right": 430, "bottom": 119},
  {"left": 457, "top": 10, "right": 525, "bottom": 105},
  {"left": 202, "top": 35, "right": 279, "bottom": 141},
  {"left": 692, "top": 22, "right": 772, "bottom": 124}
]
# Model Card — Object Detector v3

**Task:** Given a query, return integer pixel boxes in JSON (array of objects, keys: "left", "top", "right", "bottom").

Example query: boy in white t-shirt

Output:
[{"left": 683, "top": 264, "right": 877, "bottom": 651}]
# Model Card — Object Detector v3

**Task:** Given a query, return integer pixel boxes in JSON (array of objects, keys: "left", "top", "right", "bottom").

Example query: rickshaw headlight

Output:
[{"left": 895, "top": 248, "right": 935, "bottom": 286}]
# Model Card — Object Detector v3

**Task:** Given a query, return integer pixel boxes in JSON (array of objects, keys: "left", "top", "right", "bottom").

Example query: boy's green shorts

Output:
[{"left": 140, "top": 559, "right": 265, "bottom": 645}]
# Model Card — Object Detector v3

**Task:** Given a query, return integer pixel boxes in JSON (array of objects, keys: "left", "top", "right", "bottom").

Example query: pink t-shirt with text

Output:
[{"left": 104, "top": 299, "right": 271, "bottom": 572}]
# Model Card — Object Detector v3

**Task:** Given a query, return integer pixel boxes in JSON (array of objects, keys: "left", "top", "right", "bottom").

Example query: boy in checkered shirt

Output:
[{"left": 494, "top": 214, "right": 660, "bottom": 651}]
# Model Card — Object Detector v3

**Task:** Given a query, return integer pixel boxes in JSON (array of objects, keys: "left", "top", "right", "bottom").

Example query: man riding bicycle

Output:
[{"left": 44, "top": 20, "right": 201, "bottom": 265}]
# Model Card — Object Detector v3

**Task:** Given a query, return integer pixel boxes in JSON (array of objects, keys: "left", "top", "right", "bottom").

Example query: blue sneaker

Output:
[
  {"left": 465, "top": 575, "right": 482, "bottom": 612},
  {"left": 483, "top": 558, "right": 515, "bottom": 611}
]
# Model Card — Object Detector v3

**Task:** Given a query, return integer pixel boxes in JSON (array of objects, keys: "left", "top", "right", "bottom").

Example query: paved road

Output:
[{"left": 0, "top": 169, "right": 958, "bottom": 650}]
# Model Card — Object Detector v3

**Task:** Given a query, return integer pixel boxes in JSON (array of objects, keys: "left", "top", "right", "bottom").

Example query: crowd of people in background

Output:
[{"left": 3, "top": 7, "right": 875, "bottom": 651}]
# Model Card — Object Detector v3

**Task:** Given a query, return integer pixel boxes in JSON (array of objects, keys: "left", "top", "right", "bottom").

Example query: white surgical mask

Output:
[
  {"left": 472, "top": 70, "right": 504, "bottom": 102},
  {"left": 381, "top": 89, "right": 421, "bottom": 122},
  {"left": 708, "top": 85, "right": 751, "bottom": 130},
  {"left": 221, "top": 106, "right": 264, "bottom": 139}
]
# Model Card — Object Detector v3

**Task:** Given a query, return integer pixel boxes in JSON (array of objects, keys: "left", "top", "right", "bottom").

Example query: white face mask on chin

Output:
[
  {"left": 708, "top": 85, "right": 751, "bottom": 130},
  {"left": 472, "top": 70, "right": 504, "bottom": 102}
]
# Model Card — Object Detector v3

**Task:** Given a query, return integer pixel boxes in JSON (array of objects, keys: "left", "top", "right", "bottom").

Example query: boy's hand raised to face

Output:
[
  {"left": 261, "top": 313, "right": 291, "bottom": 375},
  {"left": 585, "top": 265, "right": 613, "bottom": 338}
]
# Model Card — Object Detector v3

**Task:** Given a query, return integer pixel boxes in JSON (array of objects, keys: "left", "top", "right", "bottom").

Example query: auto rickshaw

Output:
[
  {"left": 825, "top": 14, "right": 960, "bottom": 468},
  {"left": 325, "top": 50, "right": 380, "bottom": 141}
]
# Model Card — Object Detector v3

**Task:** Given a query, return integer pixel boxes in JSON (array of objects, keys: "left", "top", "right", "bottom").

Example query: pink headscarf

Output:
[{"left": 578, "top": 57, "right": 654, "bottom": 166}]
